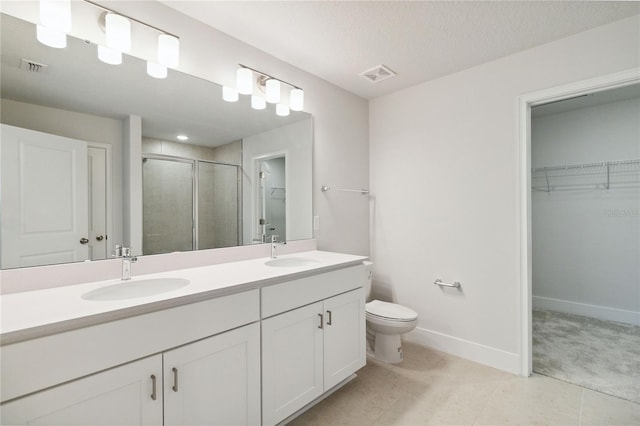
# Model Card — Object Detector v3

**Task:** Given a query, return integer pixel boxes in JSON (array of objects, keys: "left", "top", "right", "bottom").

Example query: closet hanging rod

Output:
[
  {"left": 532, "top": 158, "right": 640, "bottom": 173},
  {"left": 321, "top": 185, "right": 369, "bottom": 195}
]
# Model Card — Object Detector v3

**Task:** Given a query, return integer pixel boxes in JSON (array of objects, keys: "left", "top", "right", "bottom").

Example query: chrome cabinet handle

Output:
[
  {"left": 96, "top": 235, "right": 104, "bottom": 241},
  {"left": 172, "top": 367, "right": 178, "bottom": 392},
  {"left": 326, "top": 310, "right": 333, "bottom": 326},
  {"left": 150, "top": 374, "right": 157, "bottom": 401},
  {"left": 79, "top": 237, "right": 89, "bottom": 244},
  {"left": 318, "top": 313, "right": 324, "bottom": 329}
]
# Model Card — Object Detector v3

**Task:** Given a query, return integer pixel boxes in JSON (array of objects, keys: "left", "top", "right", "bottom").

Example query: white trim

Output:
[
  {"left": 403, "top": 327, "right": 521, "bottom": 375},
  {"left": 518, "top": 68, "right": 640, "bottom": 377},
  {"left": 87, "top": 141, "right": 113, "bottom": 259},
  {"left": 533, "top": 296, "right": 640, "bottom": 326}
]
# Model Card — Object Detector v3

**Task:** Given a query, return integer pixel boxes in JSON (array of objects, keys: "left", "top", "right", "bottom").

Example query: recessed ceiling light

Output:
[{"left": 177, "top": 135, "right": 188, "bottom": 141}]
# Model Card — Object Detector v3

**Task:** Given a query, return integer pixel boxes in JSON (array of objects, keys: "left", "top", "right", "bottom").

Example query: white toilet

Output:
[{"left": 363, "top": 261, "right": 418, "bottom": 364}]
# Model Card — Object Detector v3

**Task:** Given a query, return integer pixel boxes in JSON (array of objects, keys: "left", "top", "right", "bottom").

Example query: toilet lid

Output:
[{"left": 366, "top": 300, "right": 418, "bottom": 321}]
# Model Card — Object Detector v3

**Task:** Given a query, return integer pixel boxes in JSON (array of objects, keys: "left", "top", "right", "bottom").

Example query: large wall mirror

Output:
[{"left": 0, "top": 12, "right": 313, "bottom": 269}]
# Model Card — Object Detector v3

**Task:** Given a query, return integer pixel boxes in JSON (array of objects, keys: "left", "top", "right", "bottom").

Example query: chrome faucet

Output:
[
  {"left": 270, "top": 235, "right": 286, "bottom": 259},
  {"left": 120, "top": 246, "right": 137, "bottom": 280}
]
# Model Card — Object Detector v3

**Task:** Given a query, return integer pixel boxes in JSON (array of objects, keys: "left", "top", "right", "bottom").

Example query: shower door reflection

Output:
[{"left": 143, "top": 157, "right": 240, "bottom": 255}]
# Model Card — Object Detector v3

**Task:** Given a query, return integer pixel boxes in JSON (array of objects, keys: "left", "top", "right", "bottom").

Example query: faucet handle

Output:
[
  {"left": 271, "top": 235, "right": 279, "bottom": 243},
  {"left": 113, "top": 244, "right": 123, "bottom": 258}
]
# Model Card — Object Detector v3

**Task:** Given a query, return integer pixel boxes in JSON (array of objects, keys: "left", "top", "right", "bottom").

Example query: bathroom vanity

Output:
[{"left": 0, "top": 251, "right": 367, "bottom": 425}]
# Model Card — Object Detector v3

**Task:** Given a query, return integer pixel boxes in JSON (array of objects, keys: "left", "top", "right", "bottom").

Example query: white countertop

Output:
[{"left": 0, "top": 251, "right": 367, "bottom": 345}]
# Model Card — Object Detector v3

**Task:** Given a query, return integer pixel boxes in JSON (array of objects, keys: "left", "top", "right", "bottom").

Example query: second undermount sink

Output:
[
  {"left": 82, "top": 278, "right": 190, "bottom": 301},
  {"left": 265, "top": 257, "right": 319, "bottom": 268}
]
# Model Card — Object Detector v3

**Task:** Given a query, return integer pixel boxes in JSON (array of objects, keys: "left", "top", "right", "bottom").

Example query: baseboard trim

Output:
[
  {"left": 403, "top": 327, "right": 522, "bottom": 375},
  {"left": 532, "top": 296, "right": 640, "bottom": 326}
]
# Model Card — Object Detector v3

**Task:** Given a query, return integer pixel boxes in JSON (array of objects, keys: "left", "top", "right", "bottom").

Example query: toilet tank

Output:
[{"left": 363, "top": 261, "right": 373, "bottom": 300}]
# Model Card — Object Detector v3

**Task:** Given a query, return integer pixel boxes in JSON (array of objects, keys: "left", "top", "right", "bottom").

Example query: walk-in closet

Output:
[{"left": 531, "top": 84, "right": 640, "bottom": 403}]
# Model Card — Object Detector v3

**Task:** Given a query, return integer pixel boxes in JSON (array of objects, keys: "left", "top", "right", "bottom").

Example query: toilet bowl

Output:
[{"left": 363, "top": 262, "right": 418, "bottom": 364}]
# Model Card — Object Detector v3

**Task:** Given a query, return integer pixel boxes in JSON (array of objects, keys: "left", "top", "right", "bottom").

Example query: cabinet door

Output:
[
  {"left": 262, "top": 302, "right": 324, "bottom": 426},
  {"left": 0, "top": 355, "right": 162, "bottom": 425},
  {"left": 163, "top": 322, "right": 261, "bottom": 426},
  {"left": 323, "top": 288, "right": 366, "bottom": 389}
]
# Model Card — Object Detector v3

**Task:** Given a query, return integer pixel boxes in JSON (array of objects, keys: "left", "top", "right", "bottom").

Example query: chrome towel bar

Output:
[
  {"left": 321, "top": 185, "right": 369, "bottom": 195},
  {"left": 434, "top": 278, "right": 461, "bottom": 288}
]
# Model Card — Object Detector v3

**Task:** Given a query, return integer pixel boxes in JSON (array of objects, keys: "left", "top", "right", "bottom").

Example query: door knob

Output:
[
  {"left": 80, "top": 237, "right": 89, "bottom": 244},
  {"left": 96, "top": 235, "right": 104, "bottom": 241}
]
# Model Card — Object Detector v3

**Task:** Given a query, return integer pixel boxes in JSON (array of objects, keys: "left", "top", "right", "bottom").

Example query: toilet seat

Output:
[{"left": 366, "top": 300, "right": 417, "bottom": 322}]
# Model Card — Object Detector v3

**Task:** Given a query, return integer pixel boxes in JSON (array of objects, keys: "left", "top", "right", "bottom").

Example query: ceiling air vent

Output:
[
  {"left": 20, "top": 58, "right": 48, "bottom": 73},
  {"left": 359, "top": 64, "right": 396, "bottom": 83}
]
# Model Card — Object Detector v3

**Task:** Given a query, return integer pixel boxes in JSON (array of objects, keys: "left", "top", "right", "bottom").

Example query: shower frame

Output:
[{"left": 142, "top": 154, "right": 242, "bottom": 252}]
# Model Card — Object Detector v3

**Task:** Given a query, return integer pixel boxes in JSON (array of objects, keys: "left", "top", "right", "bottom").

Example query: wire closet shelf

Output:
[{"left": 532, "top": 158, "right": 640, "bottom": 192}]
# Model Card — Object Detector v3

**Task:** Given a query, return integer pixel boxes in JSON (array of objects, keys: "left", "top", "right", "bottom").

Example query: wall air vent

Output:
[
  {"left": 20, "top": 58, "right": 48, "bottom": 73},
  {"left": 359, "top": 64, "right": 396, "bottom": 83}
]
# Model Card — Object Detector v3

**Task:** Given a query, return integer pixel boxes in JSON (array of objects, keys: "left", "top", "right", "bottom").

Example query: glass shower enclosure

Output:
[{"left": 142, "top": 156, "right": 241, "bottom": 255}]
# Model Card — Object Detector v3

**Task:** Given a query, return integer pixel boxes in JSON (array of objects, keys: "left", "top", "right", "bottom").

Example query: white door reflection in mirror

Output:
[
  {"left": 87, "top": 145, "right": 109, "bottom": 260},
  {"left": 1, "top": 124, "right": 88, "bottom": 268}
]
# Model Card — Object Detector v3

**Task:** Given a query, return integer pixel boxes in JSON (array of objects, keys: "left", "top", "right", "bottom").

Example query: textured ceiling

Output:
[{"left": 162, "top": 1, "right": 640, "bottom": 99}]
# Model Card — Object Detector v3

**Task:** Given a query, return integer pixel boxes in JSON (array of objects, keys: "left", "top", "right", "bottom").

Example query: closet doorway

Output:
[{"left": 530, "top": 84, "right": 640, "bottom": 403}]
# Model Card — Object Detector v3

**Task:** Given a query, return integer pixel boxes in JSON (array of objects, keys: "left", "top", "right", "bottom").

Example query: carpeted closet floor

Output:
[{"left": 533, "top": 309, "right": 640, "bottom": 404}]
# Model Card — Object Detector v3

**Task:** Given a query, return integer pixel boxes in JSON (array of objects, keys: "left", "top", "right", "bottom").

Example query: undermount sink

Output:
[
  {"left": 82, "top": 278, "right": 190, "bottom": 301},
  {"left": 265, "top": 257, "right": 319, "bottom": 268}
]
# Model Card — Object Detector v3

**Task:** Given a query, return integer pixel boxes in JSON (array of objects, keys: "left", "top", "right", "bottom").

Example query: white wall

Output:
[
  {"left": 369, "top": 16, "right": 640, "bottom": 374},
  {"left": 242, "top": 119, "right": 313, "bottom": 244},
  {"left": 531, "top": 96, "right": 640, "bottom": 325},
  {"left": 0, "top": 99, "right": 125, "bottom": 249}
]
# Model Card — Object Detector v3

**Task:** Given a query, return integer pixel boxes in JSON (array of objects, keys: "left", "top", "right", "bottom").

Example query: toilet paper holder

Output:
[{"left": 434, "top": 278, "right": 461, "bottom": 288}]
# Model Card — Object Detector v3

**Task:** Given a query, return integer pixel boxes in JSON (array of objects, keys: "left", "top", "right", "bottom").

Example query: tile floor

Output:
[{"left": 290, "top": 342, "right": 640, "bottom": 425}]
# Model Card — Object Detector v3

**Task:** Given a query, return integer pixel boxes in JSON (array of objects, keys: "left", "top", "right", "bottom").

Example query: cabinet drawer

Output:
[
  {"left": 1, "top": 289, "right": 259, "bottom": 403},
  {"left": 261, "top": 265, "right": 365, "bottom": 318}
]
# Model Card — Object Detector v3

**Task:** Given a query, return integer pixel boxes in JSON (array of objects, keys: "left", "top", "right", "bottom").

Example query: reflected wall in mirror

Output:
[{"left": 0, "top": 13, "right": 313, "bottom": 269}]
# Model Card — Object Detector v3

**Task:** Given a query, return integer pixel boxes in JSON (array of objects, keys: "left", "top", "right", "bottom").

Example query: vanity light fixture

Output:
[
  {"left": 251, "top": 95, "right": 266, "bottom": 110},
  {"left": 236, "top": 64, "right": 305, "bottom": 113},
  {"left": 40, "top": 0, "right": 72, "bottom": 33},
  {"left": 158, "top": 34, "right": 180, "bottom": 68},
  {"left": 105, "top": 13, "right": 131, "bottom": 52},
  {"left": 276, "top": 103, "right": 290, "bottom": 117},
  {"left": 265, "top": 78, "right": 281, "bottom": 104},
  {"left": 223, "top": 86, "right": 239, "bottom": 102},
  {"left": 97, "top": 45, "right": 122, "bottom": 65},
  {"left": 36, "top": 24, "right": 67, "bottom": 48},
  {"left": 237, "top": 68, "right": 254, "bottom": 95},
  {"left": 36, "top": 0, "right": 71, "bottom": 48},
  {"left": 290, "top": 88, "right": 304, "bottom": 111},
  {"left": 147, "top": 62, "right": 168, "bottom": 79}
]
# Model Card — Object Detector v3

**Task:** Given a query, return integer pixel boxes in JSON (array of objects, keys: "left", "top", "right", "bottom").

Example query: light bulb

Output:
[
  {"left": 105, "top": 13, "right": 131, "bottom": 52},
  {"left": 40, "top": 0, "right": 71, "bottom": 33},
  {"left": 276, "top": 103, "right": 290, "bottom": 117},
  {"left": 158, "top": 34, "right": 179, "bottom": 68},
  {"left": 237, "top": 68, "right": 253, "bottom": 95},
  {"left": 265, "top": 79, "right": 281, "bottom": 104},
  {"left": 223, "top": 86, "right": 239, "bottom": 102},
  {"left": 147, "top": 61, "right": 167, "bottom": 79},
  {"left": 97, "top": 45, "right": 122, "bottom": 65},
  {"left": 251, "top": 95, "right": 266, "bottom": 110},
  {"left": 36, "top": 24, "right": 66, "bottom": 48},
  {"left": 290, "top": 88, "right": 304, "bottom": 111}
]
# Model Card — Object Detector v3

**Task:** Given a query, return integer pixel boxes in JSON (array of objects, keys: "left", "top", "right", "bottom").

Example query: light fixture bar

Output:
[
  {"left": 238, "top": 64, "right": 302, "bottom": 91},
  {"left": 84, "top": 0, "right": 180, "bottom": 39}
]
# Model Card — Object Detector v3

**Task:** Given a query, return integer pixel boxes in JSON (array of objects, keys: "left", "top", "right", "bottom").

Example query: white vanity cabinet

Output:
[
  {"left": 0, "top": 354, "right": 164, "bottom": 425},
  {"left": 163, "top": 322, "right": 261, "bottom": 426},
  {"left": 1, "top": 323, "right": 260, "bottom": 425},
  {"left": 261, "top": 266, "right": 366, "bottom": 426},
  {"left": 1, "top": 290, "right": 260, "bottom": 426}
]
